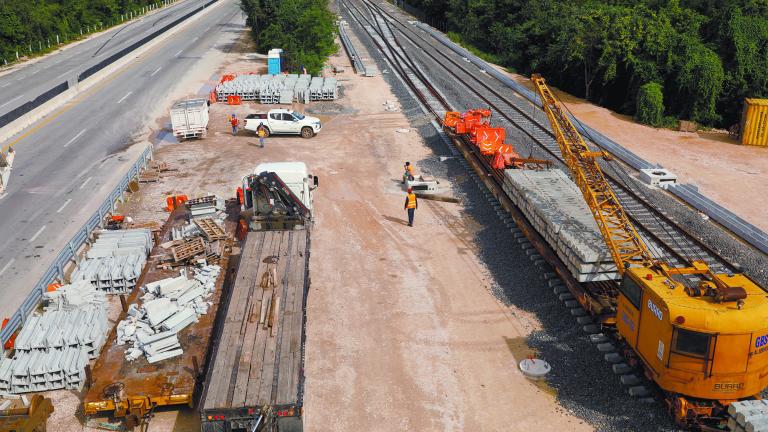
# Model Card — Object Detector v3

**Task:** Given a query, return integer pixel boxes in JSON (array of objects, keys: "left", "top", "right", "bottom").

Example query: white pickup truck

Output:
[{"left": 243, "top": 109, "right": 322, "bottom": 138}]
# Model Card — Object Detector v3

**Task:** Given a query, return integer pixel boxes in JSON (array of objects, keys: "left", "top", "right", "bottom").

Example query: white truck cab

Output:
[{"left": 244, "top": 109, "right": 322, "bottom": 139}]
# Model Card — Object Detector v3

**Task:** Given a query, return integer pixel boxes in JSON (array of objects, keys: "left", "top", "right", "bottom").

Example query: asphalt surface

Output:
[
  {"left": 0, "top": 0, "right": 244, "bottom": 319},
  {"left": 0, "top": 0, "right": 212, "bottom": 119}
]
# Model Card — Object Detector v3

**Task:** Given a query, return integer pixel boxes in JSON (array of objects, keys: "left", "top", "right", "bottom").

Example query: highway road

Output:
[
  {"left": 0, "top": 0, "right": 244, "bottom": 319},
  {"left": 0, "top": 0, "right": 213, "bottom": 120}
]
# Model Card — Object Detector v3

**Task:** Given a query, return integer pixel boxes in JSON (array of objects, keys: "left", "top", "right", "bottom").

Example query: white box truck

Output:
[{"left": 171, "top": 98, "right": 209, "bottom": 140}]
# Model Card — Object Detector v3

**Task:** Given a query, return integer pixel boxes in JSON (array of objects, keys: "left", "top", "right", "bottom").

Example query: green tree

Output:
[{"left": 636, "top": 82, "right": 664, "bottom": 126}]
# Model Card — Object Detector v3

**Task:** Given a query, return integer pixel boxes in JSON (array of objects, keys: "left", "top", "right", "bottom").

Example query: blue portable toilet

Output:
[{"left": 267, "top": 49, "right": 283, "bottom": 74}]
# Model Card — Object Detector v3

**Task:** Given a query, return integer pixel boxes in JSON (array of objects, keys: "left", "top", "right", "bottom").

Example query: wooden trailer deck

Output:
[{"left": 201, "top": 228, "right": 309, "bottom": 415}]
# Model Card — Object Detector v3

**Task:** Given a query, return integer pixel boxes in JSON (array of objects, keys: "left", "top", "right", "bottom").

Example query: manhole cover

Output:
[{"left": 519, "top": 358, "right": 551, "bottom": 380}]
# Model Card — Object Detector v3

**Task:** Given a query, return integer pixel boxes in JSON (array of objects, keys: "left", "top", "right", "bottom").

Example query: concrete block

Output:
[
  {"left": 576, "top": 316, "right": 592, "bottom": 325},
  {"left": 628, "top": 386, "right": 650, "bottom": 397},
  {"left": 620, "top": 374, "right": 641, "bottom": 386},
  {"left": 582, "top": 324, "right": 601, "bottom": 334},
  {"left": 604, "top": 353, "right": 623, "bottom": 364},
  {"left": 597, "top": 343, "right": 615, "bottom": 352}
]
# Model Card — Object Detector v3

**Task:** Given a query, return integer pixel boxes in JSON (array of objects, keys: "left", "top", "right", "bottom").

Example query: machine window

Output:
[
  {"left": 674, "top": 328, "right": 711, "bottom": 358},
  {"left": 619, "top": 275, "right": 643, "bottom": 308}
]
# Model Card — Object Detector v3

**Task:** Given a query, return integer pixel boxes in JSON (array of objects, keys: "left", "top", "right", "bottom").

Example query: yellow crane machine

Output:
[{"left": 531, "top": 74, "right": 768, "bottom": 428}]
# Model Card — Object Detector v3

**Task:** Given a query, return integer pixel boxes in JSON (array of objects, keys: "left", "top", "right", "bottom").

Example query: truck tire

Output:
[{"left": 300, "top": 127, "right": 314, "bottom": 139}]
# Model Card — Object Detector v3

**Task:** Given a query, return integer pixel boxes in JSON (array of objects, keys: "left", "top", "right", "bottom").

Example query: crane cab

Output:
[{"left": 616, "top": 267, "right": 768, "bottom": 402}]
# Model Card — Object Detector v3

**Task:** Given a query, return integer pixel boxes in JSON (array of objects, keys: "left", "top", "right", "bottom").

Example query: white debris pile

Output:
[
  {"left": 0, "top": 281, "right": 108, "bottom": 393},
  {"left": 115, "top": 265, "right": 221, "bottom": 364},
  {"left": 71, "top": 229, "right": 153, "bottom": 294}
]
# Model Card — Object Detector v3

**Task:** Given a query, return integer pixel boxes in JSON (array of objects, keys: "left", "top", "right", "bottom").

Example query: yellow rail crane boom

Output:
[{"left": 531, "top": 74, "right": 768, "bottom": 429}]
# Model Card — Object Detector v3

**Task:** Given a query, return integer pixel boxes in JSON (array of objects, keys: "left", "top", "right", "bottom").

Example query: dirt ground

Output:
[
  {"left": 498, "top": 66, "right": 768, "bottom": 233},
  {"left": 42, "top": 32, "right": 593, "bottom": 432}
]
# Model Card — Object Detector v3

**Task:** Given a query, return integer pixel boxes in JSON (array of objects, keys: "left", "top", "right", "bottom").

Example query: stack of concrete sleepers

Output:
[
  {"left": 115, "top": 265, "right": 221, "bottom": 364},
  {"left": 501, "top": 169, "right": 618, "bottom": 282},
  {"left": 0, "top": 281, "right": 108, "bottom": 393},
  {"left": 70, "top": 229, "right": 152, "bottom": 294},
  {"left": 728, "top": 400, "right": 768, "bottom": 432}
]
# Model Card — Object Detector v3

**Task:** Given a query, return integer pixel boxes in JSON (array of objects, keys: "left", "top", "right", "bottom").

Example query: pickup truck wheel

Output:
[{"left": 300, "top": 127, "right": 314, "bottom": 139}]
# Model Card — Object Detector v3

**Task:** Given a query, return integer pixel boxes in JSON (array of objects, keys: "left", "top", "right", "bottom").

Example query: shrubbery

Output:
[
  {"left": 635, "top": 83, "right": 664, "bottom": 126},
  {"left": 401, "top": 0, "right": 768, "bottom": 128}
]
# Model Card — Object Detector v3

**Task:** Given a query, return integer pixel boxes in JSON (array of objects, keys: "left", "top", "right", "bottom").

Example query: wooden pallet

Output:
[
  {"left": 171, "top": 237, "right": 205, "bottom": 263},
  {"left": 194, "top": 218, "right": 228, "bottom": 242}
]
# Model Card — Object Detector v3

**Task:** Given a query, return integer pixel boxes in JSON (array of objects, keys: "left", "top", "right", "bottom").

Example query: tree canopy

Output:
[
  {"left": 403, "top": 0, "right": 768, "bottom": 128},
  {"left": 240, "top": 0, "right": 337, "bottom": 75}
]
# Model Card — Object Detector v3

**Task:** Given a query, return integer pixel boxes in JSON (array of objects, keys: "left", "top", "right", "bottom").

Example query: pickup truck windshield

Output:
[{"left": 293, "top": 112, "right": 305, "bottom": 120}]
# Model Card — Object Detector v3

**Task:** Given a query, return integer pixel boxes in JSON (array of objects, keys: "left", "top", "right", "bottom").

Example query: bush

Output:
[{"left": 635, "top": 82, "right": 664, "bottom": 126}]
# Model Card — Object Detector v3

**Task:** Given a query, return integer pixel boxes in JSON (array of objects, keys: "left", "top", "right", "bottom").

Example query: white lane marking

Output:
[
  {"left": 56, "top": 198, "right": 72, "bottom": 213},
  {"left": 0, "top": 258, "right": 15, "bottom": 276},
  {"left": 98, "top": 158, "right": 110, "bottom": 168},
  {"left": 191, "top": 36, "right": 199, "bottom": 42},
  {"left": 0, "top": 95, "right": 23, "bottom": 108},
  {"left": 79, "top": 176, "right": 93, "bottom": 189},
  {"left": 150, "top": 66, "right": 162, "bottom": 76},
  {"left": 63, "top": 128, "right": 87, "bottom": 148},
  {"left": 29, "top": 225, "right": 46, "bottom": 243},
  {"left": 117, "top": 91, "right": 133, "bottom": 104},
  {"left": 29, "top": 69, "right": 39, "bottom": 76},
  {"left": 174, "top": 49, "right": 183, "bottom": 57},
  {"left": 0, "top": 83, "right": 9, "bottom": 88}
]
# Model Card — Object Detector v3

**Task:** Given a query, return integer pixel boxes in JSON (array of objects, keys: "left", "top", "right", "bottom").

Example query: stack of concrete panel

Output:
[
  {"left": 502, "top": 169, "right": 618, "bottom": 282},
  {"left": 728, "top": 400, "right": 768, "bottom": 432},
  {"left": 215, "top": 74, "right": 338, "bottom": 104},
  {"left": 71, "top": 229, "right": 152, "bottom": 294},
  {"left": 0, "top": 281, "right": 107, "bottom": 393},
  {"left": 115, "top": 265, "right": 221, "bottom": 364}
]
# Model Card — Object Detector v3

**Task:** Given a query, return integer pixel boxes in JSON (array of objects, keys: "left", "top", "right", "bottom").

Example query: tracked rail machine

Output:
[{"left": 530, "top": 74, "right": 768, "bottom": 429}]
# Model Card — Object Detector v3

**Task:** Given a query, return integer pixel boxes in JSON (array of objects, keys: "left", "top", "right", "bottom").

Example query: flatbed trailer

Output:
[
  {"left": 82, "top": 208, "right": 236, "bottom": 425},
  {"left": 200, "top": 227, "right": 309, "bottom": 432}
]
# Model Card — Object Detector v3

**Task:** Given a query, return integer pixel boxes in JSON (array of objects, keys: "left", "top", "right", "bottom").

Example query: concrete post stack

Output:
[
  {"left": 71, "top": 229, "right": 152, "bottom": 294},
  {"left": 501, "top": 169, "right": 618, "bottom": 282},
  {"left": 0, "top": 281, "right": 108, "bottom": 393},
  {"left": 728, "top": 400, "right": 768, "bottom": 432}
]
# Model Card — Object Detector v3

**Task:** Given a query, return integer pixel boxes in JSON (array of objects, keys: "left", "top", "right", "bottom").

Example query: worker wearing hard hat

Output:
[{"left": 404, "top": 187, "right": 417, "bottom": 227}]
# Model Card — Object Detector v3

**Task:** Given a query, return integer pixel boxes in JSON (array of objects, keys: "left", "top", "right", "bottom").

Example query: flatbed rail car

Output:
[
  {"left": 83, "top": 208, "right": 236, "bottom": 425},
  {"left": 200, "top": 228, "right": 309, "bottom": 432}
]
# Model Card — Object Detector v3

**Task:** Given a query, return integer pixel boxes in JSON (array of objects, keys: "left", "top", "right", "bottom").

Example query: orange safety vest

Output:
[
  {"left": 231, "top": 117, "right": 239, "bottom": 126},
  {"left": 405, "top": 164, "right": 414, "bottom": 174},
  {"left": 406, "top": 193, "right": 417, "bottom": 209}
]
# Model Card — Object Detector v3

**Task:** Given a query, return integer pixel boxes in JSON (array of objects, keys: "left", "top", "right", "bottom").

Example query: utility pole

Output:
[{"left": 56, "top": 34, "right": 59, "bottom": 44}]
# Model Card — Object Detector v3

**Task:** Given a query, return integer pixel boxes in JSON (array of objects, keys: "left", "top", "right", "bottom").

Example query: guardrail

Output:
[
  {"left": 0, "top": 0, "right": 219, "bottom": 131},
  {"left": 416, "top": 22, "right": 768, "bottom": 256},
  {"left": 0, "top": 144, "right": 153, "bottom": 345}
]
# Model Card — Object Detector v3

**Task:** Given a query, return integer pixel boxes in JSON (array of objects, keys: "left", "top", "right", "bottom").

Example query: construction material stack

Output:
[
  {"left": 214, "top": 74, "right": 338, "bottom": 104},
  {"left": 201, "top": 162, "right": 316, "bottom": 432},
  {"left": 501, "top": 170, "right": 617, "bottom": 281},
  {"left": 0, "top": 281, "right": 108, "bottom": 393},
  {"left": 727, "top": 401, "right": 768, "bottom": 432},
  {"left": 71, "top": 229, "right": 152, "bottom": 294},
  {"left": 83, "top": 209, "right": 234, "bottom": 426}
]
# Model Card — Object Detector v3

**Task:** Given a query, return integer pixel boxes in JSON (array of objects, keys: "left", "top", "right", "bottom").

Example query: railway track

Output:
[
  {"left": 341, "top": 0, "right": 737, "bottom": 280},
  {"left": 339, "top": 0, "right": 763, "bottom": 429}
]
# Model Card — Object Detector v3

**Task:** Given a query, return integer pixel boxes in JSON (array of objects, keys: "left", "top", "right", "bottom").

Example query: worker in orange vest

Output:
[
  {"left": 402, "top": 161, "right": 415, "bottom": 184},
  {"left": 404, "top": 187, "right": 417, "bottom": 227},
  {"left": 230, "top": 113, "right": 239, "bottom": 136}
]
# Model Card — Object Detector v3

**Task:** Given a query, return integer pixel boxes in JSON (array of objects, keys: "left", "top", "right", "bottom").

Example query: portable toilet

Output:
[{"left": 268, "top": 49, "right": 283, "bottom": 75}]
